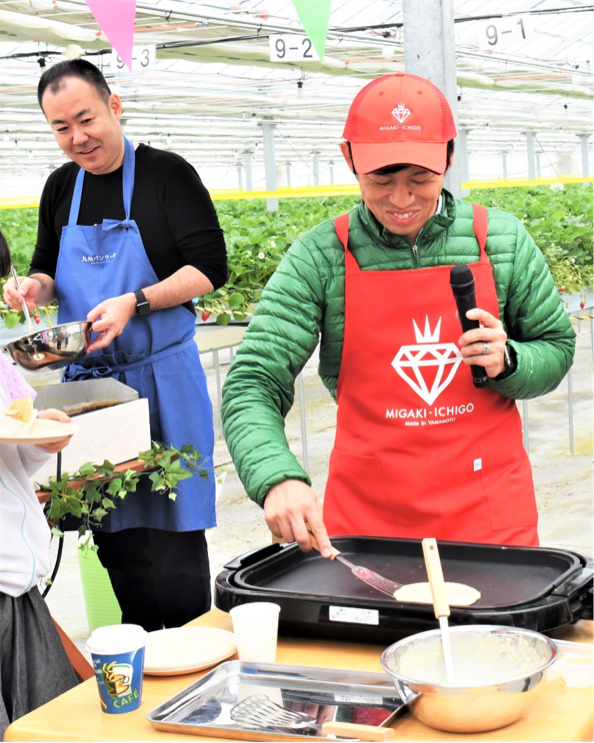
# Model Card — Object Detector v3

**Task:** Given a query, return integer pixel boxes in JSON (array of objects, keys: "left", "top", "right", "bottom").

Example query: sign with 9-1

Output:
[
  {"left": 475, "top": 15, "right": 531, "bottom": 50},
  {"left": 269, "top": 34, "right": 320, "bottom": 62}
]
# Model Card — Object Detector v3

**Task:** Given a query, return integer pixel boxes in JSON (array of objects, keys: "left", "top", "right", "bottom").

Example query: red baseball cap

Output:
[{"left": 343, "top": 72, "right": 457, "bottom": 175}]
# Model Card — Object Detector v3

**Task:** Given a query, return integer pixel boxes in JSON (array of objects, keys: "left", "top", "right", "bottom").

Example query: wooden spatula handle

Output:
[
  {"left": 322, "top": 721, "right": 397, "bottom": 741},
  {"left": 306, "top": 526, "right": 341, "bottom": 559},
  {"left": 422, "top": 537, "right": 450, "bottom": 619}
]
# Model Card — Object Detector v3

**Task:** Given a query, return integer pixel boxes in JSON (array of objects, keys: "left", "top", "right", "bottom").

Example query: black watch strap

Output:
[
  {"left": 134, "top": 289, "right": 151, "bottom": 317},
  {"left": 495, "top": 343, "right": 517, "bottom": 381}
]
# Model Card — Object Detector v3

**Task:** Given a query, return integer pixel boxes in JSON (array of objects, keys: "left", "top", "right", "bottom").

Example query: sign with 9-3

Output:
[
  {"left": 111, "top": 45, "right": 156, "bottom": 74},
  {"left": 269, "top": 35, "right": 319, "bottom": 62}
]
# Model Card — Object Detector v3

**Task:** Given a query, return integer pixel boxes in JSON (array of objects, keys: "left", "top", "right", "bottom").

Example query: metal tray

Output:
[
  {"left": 147, "top": 660, "right": 405, "bottom": 741},
  {"left": 34, "top": 378, "right": 139, "bottom": 411}
]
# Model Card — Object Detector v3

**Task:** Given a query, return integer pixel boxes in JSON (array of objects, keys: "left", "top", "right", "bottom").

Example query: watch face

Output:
[
  {"left": 504, "top": 344, "right": 516, "bottom": 373},
  {"left": 136, "top": 301, "right": 151, "bottom": 317},
  {"left": 135, "top": 290, "right": 150, "bottom": 317}
]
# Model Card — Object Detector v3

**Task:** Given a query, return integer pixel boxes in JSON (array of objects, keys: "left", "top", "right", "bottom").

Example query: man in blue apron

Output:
[{"left": 4, "top": 60, "right": 227, "bottom": 631}]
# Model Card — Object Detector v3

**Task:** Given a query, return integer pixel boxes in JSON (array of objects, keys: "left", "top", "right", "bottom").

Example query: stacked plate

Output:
[
  {"left": 0, "top": 416, "right": 77, "bottom": 445},
  {"left": 144, "top": 627, "right": 237, "bottom": 676}
]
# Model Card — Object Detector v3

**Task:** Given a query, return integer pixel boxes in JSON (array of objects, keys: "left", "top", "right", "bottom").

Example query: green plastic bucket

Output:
[{"left": 78, "top": 543, "right": 122, "bottom": 633}]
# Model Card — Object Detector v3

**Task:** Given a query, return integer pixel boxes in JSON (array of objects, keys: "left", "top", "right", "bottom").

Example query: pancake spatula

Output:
[
  {"left": 422, "top": 537, "right": 456, "bottom": 684},
  {"left": 307, "top": 528, "right": 403, "bottom": 597}
]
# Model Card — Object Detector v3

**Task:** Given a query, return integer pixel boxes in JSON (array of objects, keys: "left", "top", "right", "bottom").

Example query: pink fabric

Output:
[
  {"left": 0, "top": 353, "right": 35, "bottom": 403},
  {"left": 86, "top": 0, "right": 136, "bottom": 69}
]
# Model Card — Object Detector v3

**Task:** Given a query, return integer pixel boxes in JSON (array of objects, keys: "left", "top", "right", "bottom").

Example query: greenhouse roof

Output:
[{"left": 0, "top": 0, "right": 592, "bottom": 177}]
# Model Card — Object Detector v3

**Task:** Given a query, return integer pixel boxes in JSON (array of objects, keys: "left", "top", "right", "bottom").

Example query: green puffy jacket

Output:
[{"left": 222, "top": 190, "right": 575, "bottom": 506}]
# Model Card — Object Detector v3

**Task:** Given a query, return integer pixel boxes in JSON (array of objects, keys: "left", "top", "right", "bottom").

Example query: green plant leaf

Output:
[
  {"left": 228, "top": 292, "right": 244, "bottom": 309},
  {"left": 95, "top": 460, "right": 116, "bottom": 477},
  {"left": 79, "top": 462, "right": 96, "bottom": 478},
  {"left": 67, "top": 498, "right": 83, "bottom": 518},
  {"left": 3, "top": 312, "right": 20, "bottom": 329},
  {"left": 106, "top": 478, "right": 123, "bottom": 496}
]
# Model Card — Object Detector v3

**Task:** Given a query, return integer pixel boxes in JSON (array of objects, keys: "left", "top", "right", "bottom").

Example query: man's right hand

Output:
[
  {"left": 3, "top": 276, "right": 43, "bottom": 311},
  {"left": 264, "top": 479, "right": 333, "bottom": 558}
]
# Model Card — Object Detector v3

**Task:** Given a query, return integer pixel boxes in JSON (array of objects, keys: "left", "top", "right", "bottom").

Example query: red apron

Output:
[{"left": 324, "top": 204, "right": 538, "bottom": 546}]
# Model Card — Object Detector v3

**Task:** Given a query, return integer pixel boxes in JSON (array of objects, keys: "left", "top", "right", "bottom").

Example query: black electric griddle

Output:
[{"left": 215, "top": 537, "right": 593, "bottom": 643}]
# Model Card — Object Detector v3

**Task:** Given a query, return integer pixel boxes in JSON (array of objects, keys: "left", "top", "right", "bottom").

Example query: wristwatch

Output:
[
  {"left": 495, "top": 342, "right": 517, "bottom": 380},
  {"left": 134, "top": 289, "right": 151, "bottom": 318}
]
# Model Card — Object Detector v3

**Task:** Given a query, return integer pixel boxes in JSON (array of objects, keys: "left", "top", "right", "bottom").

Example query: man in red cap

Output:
[{"left": 222, "top": 73, "right": 575, "bottom": 555}]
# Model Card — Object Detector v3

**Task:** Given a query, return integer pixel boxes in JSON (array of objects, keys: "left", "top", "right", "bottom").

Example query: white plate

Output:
[
  {"left": 144, "top": 627, "right": 237, "bottom": 676},
  {"left": 0, "top": 418, "right": 78, "bottom": 445}
]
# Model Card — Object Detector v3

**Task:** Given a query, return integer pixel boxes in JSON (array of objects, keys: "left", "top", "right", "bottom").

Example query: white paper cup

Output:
[
  {"left": 86, "top": 624, "right": 147, "bottom": 714},
  {"left": 230, "top": 602, "right": 281, "bottom": 662}
]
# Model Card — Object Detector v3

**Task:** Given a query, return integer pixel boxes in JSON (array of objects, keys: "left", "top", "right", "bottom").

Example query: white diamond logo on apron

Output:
[{"left": 391, "top": 316, "right": 462, "bottom": 405}]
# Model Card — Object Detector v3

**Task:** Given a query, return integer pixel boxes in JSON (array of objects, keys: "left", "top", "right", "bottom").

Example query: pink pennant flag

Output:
[{"left": 86, "top": 0, "right": 137, "bottom": 70}]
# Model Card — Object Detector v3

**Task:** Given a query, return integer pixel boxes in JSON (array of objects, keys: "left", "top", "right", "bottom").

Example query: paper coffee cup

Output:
[
  {"left": 230, "top": 602, "right": 281, "bottom": 663},
  {"left": 86, "top": 624, "right": 147, "bottom": 714}
]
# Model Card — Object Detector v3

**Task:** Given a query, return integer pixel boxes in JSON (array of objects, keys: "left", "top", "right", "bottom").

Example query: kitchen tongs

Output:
[
  {"left": 10, "top": 266, "right": 34, "bottom": 334},
  {"left": 308, "top": 530, "right": 402, "bottom": 598}
]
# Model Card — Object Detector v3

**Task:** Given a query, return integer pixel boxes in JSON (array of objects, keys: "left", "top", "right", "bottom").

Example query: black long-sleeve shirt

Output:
[{"left": 32, "top": 143, "right": 227, "bottom": 314}]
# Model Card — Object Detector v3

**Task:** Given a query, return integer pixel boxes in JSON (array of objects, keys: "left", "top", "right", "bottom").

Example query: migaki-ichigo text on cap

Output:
[{"left": 343, "top": 72, "right": 457, "bottom": 175}]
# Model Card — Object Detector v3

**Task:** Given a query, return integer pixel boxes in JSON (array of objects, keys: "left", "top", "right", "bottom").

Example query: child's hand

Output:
[
  {"left": 3, "top": 275, "right": 43, "bottom": 311},
  {"left": 36, "top": 409, "right": 73, "bottom": 452}
]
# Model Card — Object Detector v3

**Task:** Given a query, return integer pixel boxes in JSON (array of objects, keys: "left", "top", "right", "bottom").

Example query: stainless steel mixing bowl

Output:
[
  {"left": 2, "top": 321, "right": 92, "bottom": 371},
  {"left": 381, "top": 625, "right": 557, "bottom": 733}
]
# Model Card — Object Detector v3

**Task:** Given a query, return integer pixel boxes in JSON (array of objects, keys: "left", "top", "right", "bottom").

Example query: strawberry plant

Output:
[
  {"left": 1, "top": 184, "right": 591, "bottom": 326},
  {"left": 470, "top": 184, "right": 593, "bottom": 294},
  {"left": 0, "top": 207, "right": 55, "bottom": 328},
  {"left": 196, "top": 195, "right": 359, "bottom": 323}
]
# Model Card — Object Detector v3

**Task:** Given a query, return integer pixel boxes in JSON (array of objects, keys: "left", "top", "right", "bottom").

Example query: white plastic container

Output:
[{"left": 548, "top": 639, "right": 593, "bottom": 688}]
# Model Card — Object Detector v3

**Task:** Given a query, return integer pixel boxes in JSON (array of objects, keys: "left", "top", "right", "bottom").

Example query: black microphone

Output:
[{"left": 450, "top": 264, "right": 489, "bottom": 388}]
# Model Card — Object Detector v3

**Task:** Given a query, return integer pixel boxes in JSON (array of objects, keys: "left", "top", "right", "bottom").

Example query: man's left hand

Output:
[
  {"left": 86, "top": 293, "right": 136, "bottom": 353},
  {"left": 457, "top": 308, "right": 507, "bottom": 378}
]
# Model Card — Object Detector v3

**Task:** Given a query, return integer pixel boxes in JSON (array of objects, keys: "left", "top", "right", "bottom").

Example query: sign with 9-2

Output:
[{"left": 269, "top": 35, "right": 320, "bottom": 62}]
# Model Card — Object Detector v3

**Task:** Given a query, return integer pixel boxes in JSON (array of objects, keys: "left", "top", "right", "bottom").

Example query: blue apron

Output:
[{"left": 55, "top": 137, "right": 216, "bottom": 532}]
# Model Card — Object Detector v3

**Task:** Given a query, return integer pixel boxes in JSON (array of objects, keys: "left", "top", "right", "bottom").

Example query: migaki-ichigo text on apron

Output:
[
  {"left": 55, "top": 137, "right": 215, "bottom": 532},
  {"left": 325, "top": 205, "right": 538, "bottom": 546}
]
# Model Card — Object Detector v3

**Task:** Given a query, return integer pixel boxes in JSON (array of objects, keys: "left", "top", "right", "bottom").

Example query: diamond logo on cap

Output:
[
  {"left": 391, "top": 317, "right": 462, "bottom": 405},
  {"left": 391, "top": 101, "right": 411, "bottom": 123}
]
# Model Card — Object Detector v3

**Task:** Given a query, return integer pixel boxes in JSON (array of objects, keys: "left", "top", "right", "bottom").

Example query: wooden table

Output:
[{"left": 5, "top": 611, "right": 593, "bottom": 742}]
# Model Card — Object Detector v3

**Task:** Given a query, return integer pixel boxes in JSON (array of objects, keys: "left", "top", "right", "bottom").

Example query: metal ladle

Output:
[
  {"left": 10, "top": 266, "right": 35, "bottom": 334},
  {"left": 422, "top": 537, "right": 456, "bottom": 684}
]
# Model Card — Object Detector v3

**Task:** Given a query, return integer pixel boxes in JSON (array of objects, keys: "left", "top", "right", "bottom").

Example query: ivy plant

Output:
[{"left": 42, "top": 441, "right": 209, "bottom": 542}]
